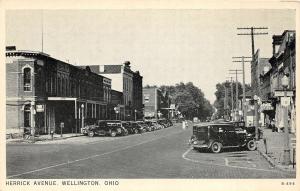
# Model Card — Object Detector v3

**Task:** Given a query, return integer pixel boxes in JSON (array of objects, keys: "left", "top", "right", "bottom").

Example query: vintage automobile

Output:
[
  {"left": 190, "top": 122, "right": 257, "bottom": 153},
  {"left": 122, "top": 121, "right": 139, "bottom": 134},
  {"left": 144, "top": 121, "right": 155, "bottom": 131},
  {"left": 132, "top": 121, "right": 147, "bottom": 133},
  {"left": 81, "top": 118, "right": 97, "bottom": 135},
  {"left": 87, "top": 120, "right": 128, "bottom": 137}
]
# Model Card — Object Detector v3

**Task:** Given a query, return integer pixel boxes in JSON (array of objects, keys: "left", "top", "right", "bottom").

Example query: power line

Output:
[
  {"left": 232, "top": 56, "right": 251, "bottom": 121},
  {"left": 237, "top": 27, "right": 268, "bottom": 59}
]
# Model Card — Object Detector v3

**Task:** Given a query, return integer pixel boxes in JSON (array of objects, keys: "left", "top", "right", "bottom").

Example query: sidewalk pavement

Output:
[
  {"left": 257, "top": 127, "right": 296, "bottom": 173},
  {"left": 6, "top": 133, "right": 83, "bottom": 144}
]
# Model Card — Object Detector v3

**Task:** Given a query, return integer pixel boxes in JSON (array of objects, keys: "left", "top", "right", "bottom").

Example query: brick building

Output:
[
  {"left": 269, "top": 30, "right": 296, "bottom": 132},
  {"left": 91, "top": 61, "right": 143, "bottom": 121},
  {"left": 143, "top": 87, "right": 166, "bottom": 119},
  {"left": 251, "top": 49, "right": 271, "bottom": 98},
  {"left": 6, "top": 49, "right": 110, "bottom": 137},
  {"left": 132, "top": 71, "right": 143, "bottom": 120}
]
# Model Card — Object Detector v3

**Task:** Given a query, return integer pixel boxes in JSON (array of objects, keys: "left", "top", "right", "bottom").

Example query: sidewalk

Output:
[
  {"left": 6, "top": 133, "right": 83, "bottom": 144},
  {"left": 257, "top": 127, "right": 296, "bottom": 173}
]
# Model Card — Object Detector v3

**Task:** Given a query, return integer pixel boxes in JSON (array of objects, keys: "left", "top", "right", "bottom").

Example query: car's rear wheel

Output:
[
  {"left": 211, "top": 142, "right": 222, "bottom": 153},
  {"left": 247, "top": 140, "right": 257, "bottom": 151},
  {"left": 111, "top": 131, "right": 117, "bottom": 137},
  {"left": 88, "top": 131, "right": 95, "bottom": 137},
  {"left": 134, "top": 129, "right": 138, "bottom": 134}
]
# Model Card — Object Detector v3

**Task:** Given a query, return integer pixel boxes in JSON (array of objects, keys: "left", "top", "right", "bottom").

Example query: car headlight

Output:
[{"left": 193, "top": 141, "right": 198, "bottom": 145}]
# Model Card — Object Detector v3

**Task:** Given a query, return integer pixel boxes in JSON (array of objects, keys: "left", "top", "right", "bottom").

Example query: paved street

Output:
[{"left": 7, "top": 123, "right": 294, "bottom": 179}]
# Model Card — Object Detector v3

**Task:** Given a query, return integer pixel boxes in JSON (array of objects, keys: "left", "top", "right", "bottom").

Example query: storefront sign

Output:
[
  {"left": 281, "top": 97, "right": 290, "bottom": 106},
  {"left": 260, "top": 103, "right": 274, "bottom": 111},
  {"left": 274, "top": 90, "right": 294, "bottom": 97},
  {"left": 290, "top": 138, "right": 296, "bottom": 149},
  {"left": 170, "top": 104, "right": 176, "bottom": 109},
  {"left": 36, "top": 105, "right": 44, "bottom": 112}
]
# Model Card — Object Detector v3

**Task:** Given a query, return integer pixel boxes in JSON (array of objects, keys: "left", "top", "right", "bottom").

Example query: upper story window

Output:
[{"left": 23, "top": 67, "right": 32, "bottom": 91}]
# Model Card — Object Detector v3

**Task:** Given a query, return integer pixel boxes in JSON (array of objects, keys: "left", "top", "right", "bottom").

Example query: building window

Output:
[
  {"left": 144, "top": 95, "right": 150, "bottom": 103},
  {"left": 23, "top": 68, "right": 32, "bottom": 91},
  {"left": 24, "top": 105, "right": 31, "bottom": 127},
  {"left": 58, "top": 76, "right": 61, "bottom": 95}
]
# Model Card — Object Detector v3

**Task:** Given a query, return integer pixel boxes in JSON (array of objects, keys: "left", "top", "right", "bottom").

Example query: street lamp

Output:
[
  {"left": 81, "top": 104, "right": 84, "bottom": 134},
  {"left": 282, "top": 74, "right": 290, "bottom": 165},
  {"left": 134, "top": 109, "right": 137, "bottom": 121}
]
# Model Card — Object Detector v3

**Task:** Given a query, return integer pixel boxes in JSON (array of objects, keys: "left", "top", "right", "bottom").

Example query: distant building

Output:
[
  {"left": 90, "top": 61, "right": 143, "bottom": 120},
  {"left": 251, "top": 49, "right": 271, "bottom": 98},
  {"left": 110, "top": 89, "right": 124, "bottom": 120},
  {"left": 143, "top": 87, "right": 168, "bottom": 119},
  {"left": 132, "top": 71, "right": 143, "bottom": 120}
]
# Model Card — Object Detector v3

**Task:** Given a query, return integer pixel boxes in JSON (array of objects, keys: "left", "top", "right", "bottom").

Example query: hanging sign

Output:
[
  {"left": 36, "top": 105, "right": 44, "bottom": 112},
  {"left": 281, "top": 97, "right": 290, "bottom": 106},
  {"left": 274, "top": 90, "right": 294, "bottom": 97}
]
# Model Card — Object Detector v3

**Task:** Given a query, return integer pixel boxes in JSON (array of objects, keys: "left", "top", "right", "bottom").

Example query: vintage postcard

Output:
[{"left": 1, "top": 0, "right": 299, "bottom": 191}]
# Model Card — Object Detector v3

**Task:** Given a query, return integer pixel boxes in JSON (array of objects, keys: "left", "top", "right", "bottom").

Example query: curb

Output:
[
  {"left": 6, "top": 134, "right": 83, "bottom": 144},
  {"left": 257, "top": 146, "right": 296, "bottom": 173}
]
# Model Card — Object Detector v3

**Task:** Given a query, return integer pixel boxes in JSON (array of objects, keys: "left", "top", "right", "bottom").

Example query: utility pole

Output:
[
  {"left": 232, "top": 56, "right": 252, "bottom": 122},
  {"left": 41, "top": 10, "right": 44, "bottom": 53},
  {"left": 237, "top": 27, "right": 268, "bottom": 59},
  {"left": 226, "top": 77, "right": 234, "bottom": 121},
  {"left": 223, "top": 85, "right": 228, "bottom": 120},
  {"left": 229, "top": 70, "right": 242, "bottom": 121}
]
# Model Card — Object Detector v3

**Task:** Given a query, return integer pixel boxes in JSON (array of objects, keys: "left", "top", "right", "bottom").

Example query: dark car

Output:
[
  {"left": 122, "top": 121, "right": 139, "bottom": 134},
  {"left": 81, "top": 118, "right": 97, "bottom": 135},
  {"left": 190, "top": 123, "right": 256, "bottom": 153},
  {"left": 158, "top": 119, "right": 168, "bottom": 128},
  {"left": 87, "top": 120, "right": 128, "bottom": 137},
  {"left": 166, "top": 119, "right": 173, "bottom": 127},
  {"left": 144, "top": 121, "right": 155, "bottom": 131},
  {"left": 132, "top": 121, "right": 147, "bottom": 133}
]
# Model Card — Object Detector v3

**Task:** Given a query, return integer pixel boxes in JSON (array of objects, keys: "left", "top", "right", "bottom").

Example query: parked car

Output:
[
  {"left": 144, "top": 121, "right": 155, "bottom": 131},
  {"left": 166, "top": 119, "right": 173, "bottom": 127},
  {"left": 152, "top": 121, "right": 163, "bottom": 129},
  {"left": 132, "top": 121, "right": 147, "bottom": 133},
  {"left": 122, "top": 121, "right": 138, "bottom": 134},
  {"left": 81, "top": 118, "right": 97, "bottom": 135},
  {"left": 87, "top": 120, "right": 128, "bottom": 137},
  {"left": 158, "top": 119, "right": 169, "bottom": 128},
  {"left": 190, "top": 122, "right": 256, "bottom": 153}
]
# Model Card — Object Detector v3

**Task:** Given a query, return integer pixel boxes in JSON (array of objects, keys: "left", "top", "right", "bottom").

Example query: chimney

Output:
[{"left": 123, "top": 61, "right": 131, "bottom": 69}]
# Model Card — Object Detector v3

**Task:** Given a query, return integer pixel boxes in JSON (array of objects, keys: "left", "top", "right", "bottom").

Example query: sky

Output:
[{"left": 5, "top": 9, "right": 295, "bottom": 104}]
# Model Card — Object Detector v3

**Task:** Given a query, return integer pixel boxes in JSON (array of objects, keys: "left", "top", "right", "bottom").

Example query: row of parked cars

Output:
[{"left": 81, "top": 119, "right": 173, "bottom": 137}]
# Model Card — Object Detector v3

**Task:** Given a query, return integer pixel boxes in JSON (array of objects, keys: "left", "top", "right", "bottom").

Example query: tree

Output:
[
  {"left": 213, "top": 81, "right": 251, "bottom": 119},
  {"left": 159, "top": 82, "right": 213, "bottom": 120}
]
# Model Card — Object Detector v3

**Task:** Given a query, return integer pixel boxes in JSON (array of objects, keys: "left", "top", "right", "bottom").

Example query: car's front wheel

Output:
[
  {"left": 211, "top": 142, "right": 222, "bottom": 153},
  {"left": 247, "top": 140, "right": 257, "bottom": 151},
  {"left": 111, "top": 131, "right": 117, "bottom": 137},
  {"left": 88, "top": 131, "right": 95, "bottom": 137},
  {"left": 134, "top": 129, "right": 138, "bottom": 134}
]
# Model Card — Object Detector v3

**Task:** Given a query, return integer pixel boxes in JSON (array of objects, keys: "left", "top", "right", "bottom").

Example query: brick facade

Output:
[{"left": 6, "top": 50, "right": 110, "bottom": 136}]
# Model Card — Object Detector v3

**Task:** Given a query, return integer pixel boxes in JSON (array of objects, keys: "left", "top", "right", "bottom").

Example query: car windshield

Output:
[{"left": 107, "top": 123, "right": 121, "bottom": 127}]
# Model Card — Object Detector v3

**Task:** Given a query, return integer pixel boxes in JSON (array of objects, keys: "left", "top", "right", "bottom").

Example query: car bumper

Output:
[{"left": 192, "top": 144, "right": 209, "bottom": 149}]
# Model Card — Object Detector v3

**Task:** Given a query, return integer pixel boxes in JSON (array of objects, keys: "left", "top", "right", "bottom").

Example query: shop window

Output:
[{"left": 23, "top": 68, "right": 32, "bottom": 91}]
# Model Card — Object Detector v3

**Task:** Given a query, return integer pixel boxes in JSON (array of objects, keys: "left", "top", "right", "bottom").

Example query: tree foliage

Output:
[
  {"left": 158, "top": 82, "right": 213, "bottom": 120},
  {"left": 213, "top": 81, "right": 251, "bottom": 119}
]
